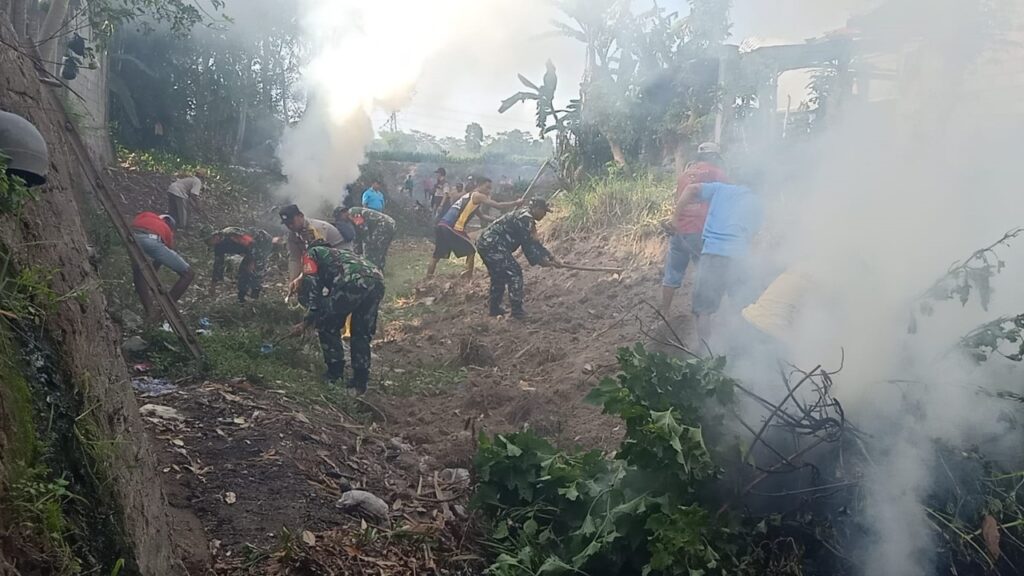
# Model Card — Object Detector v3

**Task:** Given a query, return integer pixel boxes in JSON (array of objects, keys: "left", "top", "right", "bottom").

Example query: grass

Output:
[
  {"left": 381, "top": 239, "right": 463, "bottom": 323},
  {"left": 379, "top": 365, "right": 466, "bottom": 397},
  {"left": 546, "top": 171, "right": 673, "bottom": 238}
]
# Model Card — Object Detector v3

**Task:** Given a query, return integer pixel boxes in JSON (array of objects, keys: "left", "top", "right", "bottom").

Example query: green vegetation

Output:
[
  {"left": 6, "top": 469, "right": 82, "bottom": 574},
  {"left": 380, "top": 365, "right": 465, "bottom": 397},
  {"left": 474, "top": 344, "right": 760, "bottom": 576},
  {"left": 546, "top": 171, "right": 672, "bottom": 237},
  {"left": 117, "top": 145, "right": 222, "bottom": 177},
  {"left": 366, "top": 149, "right": 548, "bottom": 167},
  {"left": 0, "top": 156, "right": 38, "bottom": 213}
]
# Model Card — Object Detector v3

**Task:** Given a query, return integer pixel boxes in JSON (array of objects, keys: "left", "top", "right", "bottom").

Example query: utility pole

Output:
[{"left": 383, "top": 111, "right": 399, "bottom": 133}]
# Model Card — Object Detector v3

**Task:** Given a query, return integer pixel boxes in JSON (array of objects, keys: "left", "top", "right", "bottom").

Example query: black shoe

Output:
[
  {"left": 349, "top": 369, "right": 369, "bottom": 395},
  {"left": 489, "top": 307, "right": 508, "bottom": 317},
  {"left": 511, "top": 308, "right": 527, "bottom": 320},
  {"left": 322, "top": 368, "right": 344, "bottom": 385}
]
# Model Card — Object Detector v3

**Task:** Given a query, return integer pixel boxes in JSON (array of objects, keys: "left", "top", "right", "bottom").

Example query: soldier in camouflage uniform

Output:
[
  {"left": 333, "top": 206, "right": 397, "bottom": 270},
  {"left": 291, "top": 242, "right": 385, "bottom": 393},
  {"left": 207, "top": 227, "right": 274, "bottom": 302},
  {"left": 476, "top": 198, "right": 560, "bottom": 319}
]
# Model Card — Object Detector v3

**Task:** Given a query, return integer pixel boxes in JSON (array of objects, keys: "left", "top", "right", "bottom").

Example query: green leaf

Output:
[
  {"left": 518, "top": 74, "right": 539, "bottom": 90},
  {"left": 523, "top": 518, "right": 539, "bottom": 537}
]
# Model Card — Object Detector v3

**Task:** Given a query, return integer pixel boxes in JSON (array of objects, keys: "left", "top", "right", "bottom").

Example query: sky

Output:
[{"left": 376, "top": 0, "right": 873, "bottom": 138}]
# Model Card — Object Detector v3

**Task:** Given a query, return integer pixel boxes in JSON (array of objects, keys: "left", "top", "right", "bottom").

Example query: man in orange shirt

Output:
[
  {"left": 660, "top": 142, "right": 728, "bottom": 316},
  {"left": 130, "top": 211, "right": 194, "bottom": 319}
]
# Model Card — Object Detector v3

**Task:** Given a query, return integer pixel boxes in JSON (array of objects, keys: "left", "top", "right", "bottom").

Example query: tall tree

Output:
[{"left": 464, "top": 122, "right": 484, "bottom": 153}]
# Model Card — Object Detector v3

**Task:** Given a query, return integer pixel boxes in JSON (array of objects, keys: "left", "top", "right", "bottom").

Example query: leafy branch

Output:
[{"left": 919, "top": 227, "right": 1024, "bottom": 312}]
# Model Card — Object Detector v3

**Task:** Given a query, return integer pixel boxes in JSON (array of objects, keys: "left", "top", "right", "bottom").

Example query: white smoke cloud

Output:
[
  {"left": 274, "top": 0, "right": 579, "bottom": 209},
  {"left": 733, "top": 1, "right": 1024, "bottom": 573}
]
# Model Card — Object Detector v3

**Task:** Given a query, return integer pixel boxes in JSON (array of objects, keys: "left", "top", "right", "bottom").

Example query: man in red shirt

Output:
[
  {"left": 130, "top": 211, "right": 194, "bottom": 320},
  {"left": 660, "top": 142, "right": 728, "bottom": 316}
]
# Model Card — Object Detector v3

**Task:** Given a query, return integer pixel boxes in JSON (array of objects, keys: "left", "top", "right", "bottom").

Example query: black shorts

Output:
[{"left": 433, "top": 225, "right": 475, "bottom": 260}]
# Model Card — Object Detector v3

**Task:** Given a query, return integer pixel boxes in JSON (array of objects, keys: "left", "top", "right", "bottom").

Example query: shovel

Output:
[
  {"left": 260, "top": 332, "right": 294, "bottom": 355},
  {"left": 556, "top": 263, "right": 625, "bottom": 274}
]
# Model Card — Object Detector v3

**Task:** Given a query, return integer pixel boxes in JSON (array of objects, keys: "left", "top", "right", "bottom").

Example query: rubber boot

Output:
[
  {"left": 488, "top": 292, "right": 505, "bottom": 317},
  {"left": 349, "top": 368, "right": 369, "bottom": 395},
  {"left": 322, "top": 362, "right": 344, "bottom": 386},
  {"left": 511, "top": 302, "right": 527, "bottom": 320}
]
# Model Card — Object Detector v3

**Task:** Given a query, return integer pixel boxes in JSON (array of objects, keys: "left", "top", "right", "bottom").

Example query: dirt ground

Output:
[{"left": 109, "top": 163, "right": 688, "bottom": 573}]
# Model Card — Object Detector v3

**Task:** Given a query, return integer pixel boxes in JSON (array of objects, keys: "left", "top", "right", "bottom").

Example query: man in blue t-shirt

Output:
[
  {"left": 362, "top": 180, "right": 386, "bottom": 212},
  {"left": 674, "top": 177, "right": 763, "bottom": 345}
]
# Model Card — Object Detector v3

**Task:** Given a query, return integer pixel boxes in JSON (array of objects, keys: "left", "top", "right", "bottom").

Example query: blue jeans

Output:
[
  {"left": 133, "top": 232, "right": 190, "bottom": 274},
  {"left": 662, "top": 233, "right": 702, "bottom": 288}
]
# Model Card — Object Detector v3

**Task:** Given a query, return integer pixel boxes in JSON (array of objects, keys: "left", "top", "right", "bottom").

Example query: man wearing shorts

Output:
[
  {"left": 675, "top": 177, "right": 763, "bottom": 345},
  {"left": 661, "top": 142, "right": 727, "bottom": 316},
  {"left": 426, "top": 177, "right": 521, "bottom": 280},
  {"left": 130, "top": 211, "right": 194, "bottom": 321}
]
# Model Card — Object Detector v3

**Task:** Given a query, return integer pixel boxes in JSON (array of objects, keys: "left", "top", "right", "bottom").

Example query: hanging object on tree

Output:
[
  {"left": 67, "top": 33, "right": 87, "bottom": 57},
  {"left": 61, "top": 56, "right": 80, "bottom": 80}
]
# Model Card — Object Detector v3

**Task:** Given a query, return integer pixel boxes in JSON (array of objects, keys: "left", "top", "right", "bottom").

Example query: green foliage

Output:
[
  {"left": 0, "top": 156, "right": 39, "bottom": 213},
  {"left": 7, "top": 468, "right": 82, "bottom": 574},
  {"left": 546, "top": 172, "right": 673, "bottom": 238},
  {"left": 0, "top": 251, "right": 60, "bottom": 325},
  {"left": 88, "top": 0, "right": 226, "bottom": 39},
  {"left": 466, "top": 122, "right": 485, "bottom": 154},
  {"left": 116, "top": 145, "right": 220, "bottom": 176},
  {"left": 109, "top": 3, "right": 299, "bottom": 162},
  {"left": 475, "top": 345, "right": 747, "bottom": 576},
  {"left": 911, "top": 228, "right": 1024, "bottom": 335},
  {"left": 960, "top": 314, "right": 1024, "bottom": 362},
  {"left": 379, "top": 365, "right": 466, "bottom": 397},
  {"left": 502, "top": 0, "right": 733, "bottom": 178}
]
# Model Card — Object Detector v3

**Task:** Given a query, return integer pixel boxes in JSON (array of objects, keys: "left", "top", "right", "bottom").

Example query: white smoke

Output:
[
  {"left": 735, "top": 0, "right": 1024, "bottom": 573},
  {"left": 275, "top": 0, "right": 575, "bottom": 209}
]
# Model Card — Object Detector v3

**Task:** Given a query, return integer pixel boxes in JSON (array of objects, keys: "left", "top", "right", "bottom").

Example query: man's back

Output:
[
  {"left": 675, "top": 161, "right": 726, "bottom": 234},
  {"left": 168, "top": 176, "right": 202, "bottom": 198},
  {"left": 699, "top": 183, "right": 762, "bottom": 258}
]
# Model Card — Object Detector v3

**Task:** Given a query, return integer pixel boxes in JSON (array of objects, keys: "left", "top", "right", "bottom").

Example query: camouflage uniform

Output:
[
  {"left": 211, "top": 227, "right": 273, "bottom": 302},
  {"left": 476, "top": 208, "right": 551, "bottom": 316},
  {"left": 349, "top": 207, "right": 396, "bottom": 270},
  {"left": 300, "top": 245, "right": 385, "bottom": 390}
]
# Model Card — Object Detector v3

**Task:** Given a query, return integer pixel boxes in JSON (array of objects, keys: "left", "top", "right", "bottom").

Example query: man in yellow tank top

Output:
[{"left": 426, "top": 177, "right": 522, "bottom": 279}]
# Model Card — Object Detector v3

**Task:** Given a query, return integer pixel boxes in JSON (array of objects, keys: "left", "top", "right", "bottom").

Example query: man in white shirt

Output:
[{"left": 166, "top": 169, "right": 206, "bottom": 229}]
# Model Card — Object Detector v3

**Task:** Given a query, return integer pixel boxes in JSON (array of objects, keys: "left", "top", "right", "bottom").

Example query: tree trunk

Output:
[
  {"left": 607, "top": 136, "right": 627, "bottom": 167},
  {"left": 1, "top": 14, "right": 184, "bottom": 574},
  {"left": 37, "top": 0, "right": 70, "bottom": 72},
  {"left": 232, "top": 99, "right": 248, "bottom": 163},
  {"left": 9, "top": 0, "right": 25, "bottom": 39}
]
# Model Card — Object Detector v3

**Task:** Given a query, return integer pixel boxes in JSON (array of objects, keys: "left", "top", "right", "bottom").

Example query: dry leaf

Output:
[
  {"left": 301, "top": 530, "right": 316, "bottom": 546},
  {"left": 224, "top": 491, "right": 237, "bottom": 505},
  {"left": 170, "top": 438, "right": 185, "bottom": 447},
  {"left": 982, "top": 514, "right": 1001, "bottom": 560}
]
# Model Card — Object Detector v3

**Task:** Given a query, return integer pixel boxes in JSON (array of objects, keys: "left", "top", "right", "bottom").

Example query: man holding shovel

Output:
[
  {"left": 289, "top": 241, "right": 385, "bottom": 394},
  {"left": 427, "top": 176, "right": 521, "bottom": 280},
  {"left": 476, "top": 198, "right": 560, "bottom": 319}
]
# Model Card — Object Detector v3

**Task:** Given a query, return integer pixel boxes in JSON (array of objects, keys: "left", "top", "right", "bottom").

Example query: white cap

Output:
[{"left": 697, "top": 142, "right": 721, "bottom": 154}]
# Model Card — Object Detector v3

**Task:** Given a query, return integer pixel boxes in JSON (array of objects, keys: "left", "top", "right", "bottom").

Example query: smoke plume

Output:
[
  {"left": 736, "top": 0, "right": 1024, "bottom": 573},
  {"left": 274, "top": 0, "right": 575, "bottom": 210}
]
